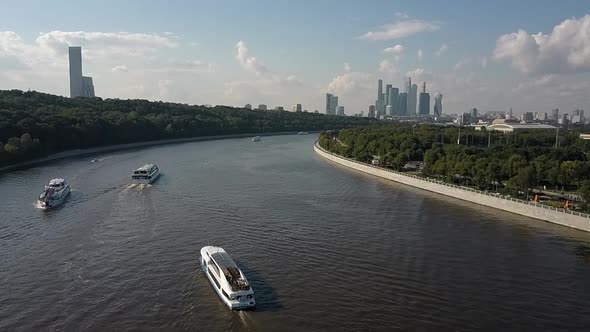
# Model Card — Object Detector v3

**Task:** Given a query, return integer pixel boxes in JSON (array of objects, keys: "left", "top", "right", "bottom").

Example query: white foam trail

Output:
[
  {"left": 237, "top": 311, "right": 252, "bottom": 328},
  {"left": 33, "top": 201, "right": 46, "bottom": 209}
]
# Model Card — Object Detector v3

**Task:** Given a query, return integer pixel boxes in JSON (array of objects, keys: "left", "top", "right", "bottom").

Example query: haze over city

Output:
[{"left": 1, "top": 0, "right": 589, "bottom": 115}]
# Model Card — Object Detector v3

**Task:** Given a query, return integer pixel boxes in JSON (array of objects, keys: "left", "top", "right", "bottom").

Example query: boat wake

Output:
[
  {"left": 237, "top": 311, "right": 253, "bottom": 328},
  {"left": 33, "top": 201, "right": 47, "bottom": 210},
  {"left": 123, "top": 183, "right": 151, "bottom": 192},
  {"left": 91, "top": 156, "right": 113, "bottom": 163}
]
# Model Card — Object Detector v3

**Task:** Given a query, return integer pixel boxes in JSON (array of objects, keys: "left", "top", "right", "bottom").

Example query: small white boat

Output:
[
  {"left": 297, "top": 131, "right": 309, "bottom": 135},
  {"left": 38, "top": 178, "right": 71, "bottom": 209},
  {"left": 252, "top": 136, "right": 261, "bottom": 142},
  {"left": 200, "top": 246, "right": 256, "bottom": 310},
  {"left": 131, "top": 164, "right": 160, "bottom": 184}
]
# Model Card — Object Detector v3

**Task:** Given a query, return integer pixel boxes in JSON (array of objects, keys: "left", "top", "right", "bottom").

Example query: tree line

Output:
[
  {"left": 0, "top": 90, "right": 376, "bottom": 166},
  {"left": 320, "top": 124, "right": 590, "bottom": 204}
]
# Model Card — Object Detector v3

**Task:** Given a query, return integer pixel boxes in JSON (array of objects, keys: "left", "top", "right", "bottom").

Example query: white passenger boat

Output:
[
  {"left": 131, "top": 164, "right": 160, "bottom": 184},
  {"left": 297, "top": 131, "right": 309, "bottom": 135},
  {"left": 252, "top": 136, "right": 261, "bottom": 142},
  {"left": 200, "top": 246, "right": 256, "bottom": 309},
  {"left": 38, "top": 178, "right": 71, "bottom": 209}
]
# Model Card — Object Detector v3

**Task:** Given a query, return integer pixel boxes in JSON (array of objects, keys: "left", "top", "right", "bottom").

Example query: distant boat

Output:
[
  {"left": 200, "top": 246, "right": 256, "bottom": 310},
  {"left": 297, "top": 131, "right": 309, "bottom": 135},
  {"left": 91, "top": 159, "right": 97, "bottom": 163},
  {"left": 131, "top": 164, "right": 160, "bottom": 184},
  {"left": 38, "top": 178, "right": 71, "bottom": 209},
  {"left": 252, "top": 136, "right": 261, "bottom": 142}
]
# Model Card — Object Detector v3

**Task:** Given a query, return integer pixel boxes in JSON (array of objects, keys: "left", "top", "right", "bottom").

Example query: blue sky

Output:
[{"left": 1, "top": 0, "right": 589, "bottom": 114}]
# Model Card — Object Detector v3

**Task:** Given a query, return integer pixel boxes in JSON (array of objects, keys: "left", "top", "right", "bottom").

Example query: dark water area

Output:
[{"left": 1, "top": 135, "right": 590, "bottom": 331}]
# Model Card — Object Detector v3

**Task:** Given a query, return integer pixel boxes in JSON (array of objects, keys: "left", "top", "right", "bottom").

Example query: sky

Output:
[{"left": 0, "top": 0, "right": 589, "bottom": 115}]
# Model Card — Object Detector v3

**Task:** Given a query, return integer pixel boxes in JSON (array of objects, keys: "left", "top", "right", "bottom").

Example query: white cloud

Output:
[
  {"left": 417, "top": 49, "right": 423, "bottom": 60},
  {"left": 394, "top": 12, "right": 410, "bottom": 19},
  {"left": 327, "top": 71, "right": 371, "bottom": 95},
  {"left": 36, "top": 31, "right": 178, "bottom": 58},
  {"left": 111, "top": 65, "right": 128, "bottom": 72},
  {"left": 360, "top": 18, "right": 439, "bottom": 41},
  {"left": 159, "top": 59, "right": 215, "bottom": 73},
  {"left": 379, "top": 59, "right": 397, "bottom": 75},
  {"left": 406, "top": 68, "right": 433, "bottom": 82},
  {"left": 434, "top": 43, "right": 448, "bottom": 56},
  {"left": 494, "top": 15, "right": 590, "bottom": 75},
  {"left": 453, "top": 58, "right": 470, "bottom": 71},
  {"left": 383, "top": 44, "right": 405, "bottom": 55},
  {"left": 235, "top": 40, "right": 268, "bottom": 76},
  {"left": 343, "top": 62, "right": 351, "bottom": 72}
]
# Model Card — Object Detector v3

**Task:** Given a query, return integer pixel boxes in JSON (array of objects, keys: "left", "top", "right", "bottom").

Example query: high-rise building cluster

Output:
[
  {"left": 69, "top": 46, "right": 95, "bottom": 98},
  {"left": 368, "top": 77, "right": 441, "bottom": 119},
  {"left": 325, "top": 93, "right": 346, "bottom": 116}
]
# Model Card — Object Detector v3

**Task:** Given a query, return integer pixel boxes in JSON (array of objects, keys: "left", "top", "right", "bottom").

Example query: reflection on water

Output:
[{"left": 1, "top": 135, "right": 590, "bottom": 331}]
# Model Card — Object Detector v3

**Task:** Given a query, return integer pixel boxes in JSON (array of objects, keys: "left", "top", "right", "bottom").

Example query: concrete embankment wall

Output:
[
  {"left": 0, "top": 131, "right": 314, "bottom": 174},
  {"left": 314, "top": 142, "right": 590, "bottom": 233}
]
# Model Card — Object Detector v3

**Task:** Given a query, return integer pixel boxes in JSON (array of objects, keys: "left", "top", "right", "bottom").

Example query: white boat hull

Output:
[
  {"left": 38, "top": 186, "right": 70, "bottom": 209},
  {"left": 200, "top": 248, "right": 256, "bottom": 310},
  {"left": 133, "top": 169, "right": 160, "bottom": 185}
]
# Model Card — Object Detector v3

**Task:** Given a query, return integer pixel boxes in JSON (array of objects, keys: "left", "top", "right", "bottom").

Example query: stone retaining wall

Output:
[{"left": 315, "top": 141, "right": 590, "bottom": 232}]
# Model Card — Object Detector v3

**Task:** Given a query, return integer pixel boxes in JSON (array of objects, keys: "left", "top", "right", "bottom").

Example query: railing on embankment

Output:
[{"left": 314, "top": 141, "right": 590, "bottom": 233}]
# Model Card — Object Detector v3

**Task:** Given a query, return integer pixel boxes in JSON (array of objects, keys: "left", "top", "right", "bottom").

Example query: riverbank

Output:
[
  {"left": 0, "top": 131, "right": 315, "bottom": 174},
  {"left": 314, "top": 141, "right": 590, "bottom": 233}
]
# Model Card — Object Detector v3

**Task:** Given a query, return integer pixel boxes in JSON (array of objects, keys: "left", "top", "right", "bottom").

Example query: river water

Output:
[{"left": 1, "top": 134, "right": 590, "bottom": 331}]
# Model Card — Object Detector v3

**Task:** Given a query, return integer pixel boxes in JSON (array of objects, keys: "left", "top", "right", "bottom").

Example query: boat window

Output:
[
  {"left": 222, "top": 290, "right": 230, "bottom": 300},
  {"left": 208, "top": 262, "right": 219, "bottom": 276},
  {"left": 208, "top": 269, "right": 221, "bottom": 289}
]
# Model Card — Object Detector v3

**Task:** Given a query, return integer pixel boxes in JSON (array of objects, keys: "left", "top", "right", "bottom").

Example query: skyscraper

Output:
[
  {"left": 69, "top": 46, "right": 95, "bottom": 98},
  {"left": 385, "top": 84, "right": 392, "bottom": 105},
  {"left": 69, "top": 47, "right": 83, "bottom": 97},
  {"left": 336, "top": 106, "right": 345, "bottom": 116},
  {"left": 408, "top": 84, "right": 418, "bottom": 115},
  {"left": 368, "top": 105, "right": 376, "bottom": 118},
  {"left": 376, "top": 79, "right": 386, "bottom": 116},
  {"left": 551, "top": 108, "right": 559, "bottom": 121},
  {"left": 292, "top": 104, "right": 302, "bottom": 112},
  {"left": 433, "top": 94, "right": 443, "bottom": 117},
  {"left": 325, "top": 93, "right": 338, "bottom": 115},
  {"left": 82, "top": 76, "right": 95, "bottom": 97},
  {"left": 398, "top": 93, "right": 408, "bottom": 116},
  {"left": 388, "top": 87, "right": 399, "bottom": 115},
  {"left": 418, "top": 82, "right": 430, "bottom": 116},
  {"left": 405, "top": 77, "right": 411, "bottom": 94}
]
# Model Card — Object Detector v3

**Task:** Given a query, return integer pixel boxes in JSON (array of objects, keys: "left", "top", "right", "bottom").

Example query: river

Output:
[{"left": 1, "top": 134, "right": 590, "bottom": 331}]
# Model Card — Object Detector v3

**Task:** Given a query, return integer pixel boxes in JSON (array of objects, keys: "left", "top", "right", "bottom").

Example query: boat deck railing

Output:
[{"left": 315, "top": 141, "right": 590, "bottom": 220}]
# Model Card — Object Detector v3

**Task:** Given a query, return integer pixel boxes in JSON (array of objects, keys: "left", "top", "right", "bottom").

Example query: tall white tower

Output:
[{"left": 69, "top": 47, "right": 83, "bottom": 97}]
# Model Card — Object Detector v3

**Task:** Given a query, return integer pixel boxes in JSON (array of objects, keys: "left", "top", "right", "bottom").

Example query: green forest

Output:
[
  {"left": 0, "top": 90, "right": 376, "bottom": 166},
  {"left": 320, "top": 124, "right": 590, "bottom": 208}
]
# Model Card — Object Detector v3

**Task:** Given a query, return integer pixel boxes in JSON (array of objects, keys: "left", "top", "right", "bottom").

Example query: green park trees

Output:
[
  {"left": 0, "top": 89, "right": 377, "bottom": 166},
  {"left": 320, "top": 124, "right": 590, "bottom": 199}
]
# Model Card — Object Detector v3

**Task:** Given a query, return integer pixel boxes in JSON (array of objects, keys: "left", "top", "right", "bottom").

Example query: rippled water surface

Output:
[{"left": 1, "top": 135, "right": 590, "bottom": 331}]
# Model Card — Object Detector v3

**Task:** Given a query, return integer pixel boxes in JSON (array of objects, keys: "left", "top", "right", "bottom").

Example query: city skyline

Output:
[{"left": 0, "top": 1, "right": 589, "bottom": 115}]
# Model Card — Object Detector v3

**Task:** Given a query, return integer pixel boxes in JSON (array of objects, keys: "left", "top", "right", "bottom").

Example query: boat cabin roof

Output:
[
  {"left": 208, "top": 248, "right": 250, "bottom": 291},
  {"left": 48, "top": 178, "right": 65, "bottom": 186},
  {"left": 210, "top": 250, "right": 239, "bottom": 270},
  {"left": 136, "top": 164, "right": 156, "bottom": 171}
]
